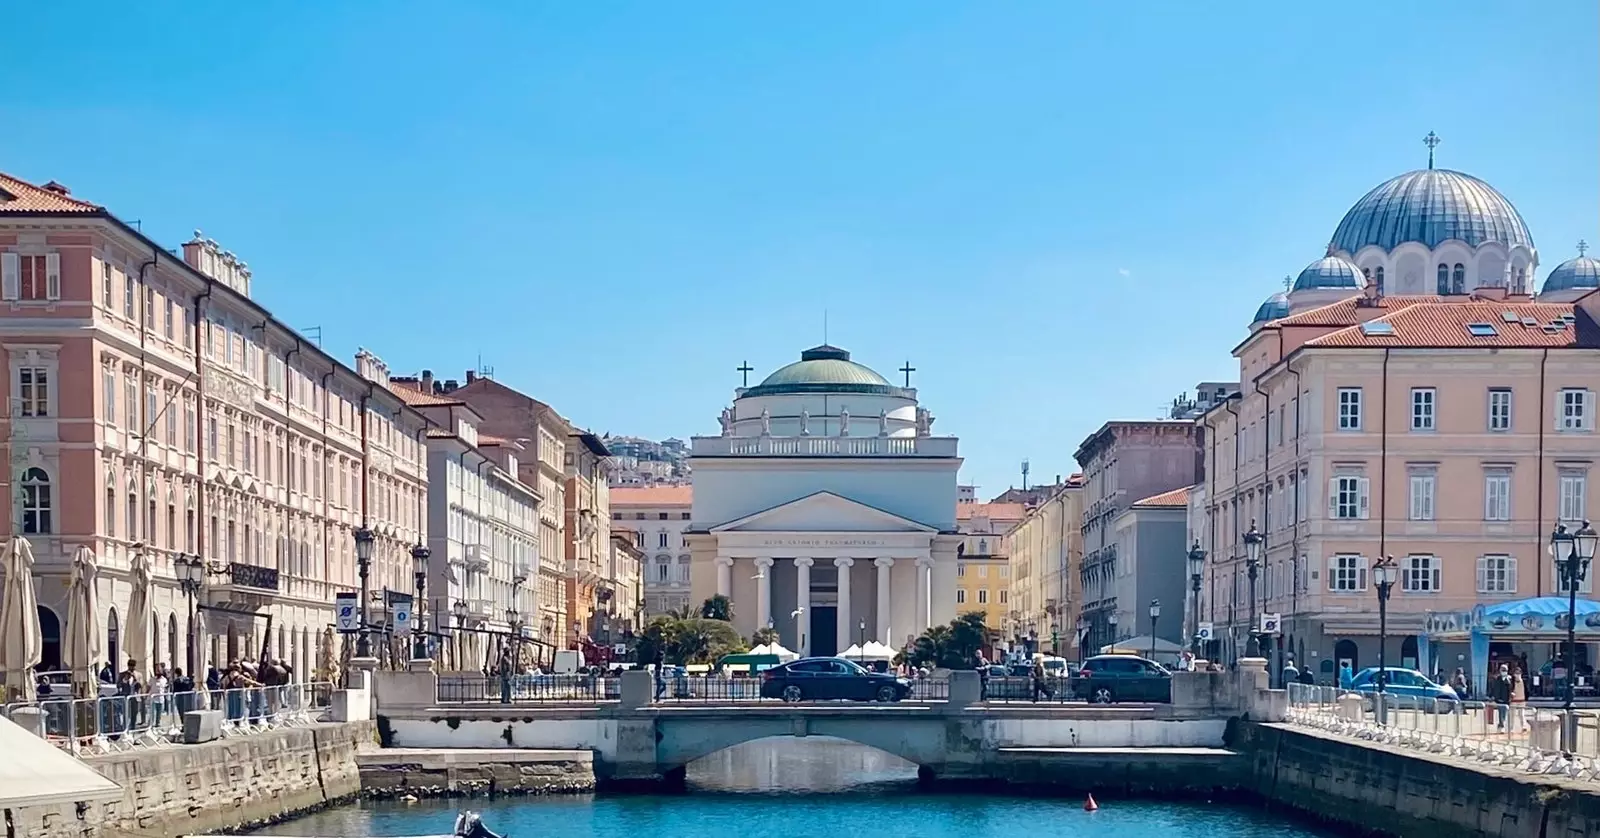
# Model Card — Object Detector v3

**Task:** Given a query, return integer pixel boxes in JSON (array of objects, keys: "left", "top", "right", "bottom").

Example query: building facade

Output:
[
  {"left": 565, "top": 432, "right": 617, "bottom": 648},
  {"left": 1107, "top": 487, "right": 1190, "bottom": 654},
  {"left": 609, "top": 485, "right": 694, "bottom": 616},
  {"left": 686, "top": 344, "right": 963, "bottom": 656},
  {"left": 0, "top": 172, "right": 428, "bottom": 681},
  {"left": 1004, "top": 478, "right": 1082, "bottom": 656},
  {"left": 954, "top": 502, "right": 1024, "bottom": 628},
  {"left": 1076, "top": 420, "right": 1203, "bottom": 654}
]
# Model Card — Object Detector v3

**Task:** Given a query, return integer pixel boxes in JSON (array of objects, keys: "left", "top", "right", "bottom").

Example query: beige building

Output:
[
  {"left": 1005, "top": 477, "right": 1083, "bottom": 657},
  {"left": 565, "top": 432, "right": 618, "bottom": 647},
  {"left": 954, "top": 502, "right": 1025, "bottom": 629},
  {"left": 609, "top": 485, "right": 695, "bottom": 616}
]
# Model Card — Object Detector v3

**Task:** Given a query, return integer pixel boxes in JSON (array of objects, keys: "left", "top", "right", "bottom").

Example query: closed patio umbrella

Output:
[
  {"left": 63, "top": 547, "right": 101, "bottom": 696},
  {"left": 0, "top": 537, "right": 42, "bottom": 702},
  {"left": 124, "top": 552, "right": 153, "bottom": 676}
]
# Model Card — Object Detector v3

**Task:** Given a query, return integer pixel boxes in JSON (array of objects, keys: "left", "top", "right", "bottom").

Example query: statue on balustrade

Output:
[
  {"left": 838, "top": 406, "right": 850, "bottom": 436},
  {"left": 799, "top": 407, "right": 810, "bottom": 436},
  {"left": 878, "top": 409, "right": 889, "bottom": 437},
  {"left": 760, "top": 407, "right": 771, "bottom": 436}
]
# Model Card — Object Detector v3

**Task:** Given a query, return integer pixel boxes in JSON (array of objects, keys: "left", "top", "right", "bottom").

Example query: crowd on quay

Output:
[{"left": 29, "top": 656, "right": 302, "bottom": 736}]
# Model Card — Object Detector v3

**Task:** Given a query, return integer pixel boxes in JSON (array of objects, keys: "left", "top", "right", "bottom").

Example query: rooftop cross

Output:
[
  {"left": 1424, "top": 131, "right": 1441, "bottom": 169},
  {"left": 737, "top": 361, "right": 754, "bottom": 387},
  {"left": 1282, "top": 274, "right": 1293, "bottom": 292},
  {"left": 899, "top": 361, "right": 916, "bottom": 387},
  {"left": 1580, "top": 239, "right": 1590, "bottom": 257}
]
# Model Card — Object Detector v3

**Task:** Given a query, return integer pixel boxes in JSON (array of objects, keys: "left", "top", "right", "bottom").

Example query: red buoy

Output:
[{"left": 1084, "top": 794, "right": 1098, "bottom": 812}]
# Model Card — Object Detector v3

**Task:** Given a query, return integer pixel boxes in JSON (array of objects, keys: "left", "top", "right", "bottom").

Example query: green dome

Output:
[{"left": 741, "top": 345, "right": 908, "bottom": 398}]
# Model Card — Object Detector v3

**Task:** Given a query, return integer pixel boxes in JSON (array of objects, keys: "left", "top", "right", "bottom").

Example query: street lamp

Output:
[
  {"left": 1148, "top": 600, "right": 1161, "bottom": 660},
  {"left": 1371, "top": 555, "right": 1398, "bottom": 711},
  {"left": 1107, "top": 611, "right": 1118, "bottom": 652},
  {"left": 451, "top": 599, "right": 468, "bottom": 670},
  {"left": 857, "top": 618, "right": 866, "bottom": 665},
  {"left": 1552, "top": 521, "right": 1597, "bottom": 752},
  {"left": 353, "top": 527, "right": 375, "bottom": 658},
  {"left": 1243, "top": 521, "right": 1264, "bottom": 658},
  {"left": 1187, "top": 540, "right": 1207, "bottom": 657},
  {"left": 1050, "top": 622, "right": 1060, "bottom": 656},
  {"left": 410, "top": 543, "right": 431, "bottom": 661},
  {"left": 507, "top": 606, "right": 523, "bottom": 674},
  {"left": 177, "top": 554, "right": 206, "bottom": 675}
]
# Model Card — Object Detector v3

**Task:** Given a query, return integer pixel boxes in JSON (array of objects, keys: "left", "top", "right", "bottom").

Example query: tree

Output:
[
  {"left": 700, "top": 594, "right": 733, "bottom": 622},
  {"left": 905, "top": 611, "right": 994, "bottom": 670},
  {"left": 750, "top": 625, "right": 779, "bottom": 647},
  {"left": 632, "top": 614, "right": 748, "bottom": 666}
]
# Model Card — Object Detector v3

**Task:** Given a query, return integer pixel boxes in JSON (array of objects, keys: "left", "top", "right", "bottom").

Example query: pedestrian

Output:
[
  {"left": 975, "top": 650, "right": 990, "bottom": 701},
  {"left": 1338, "top": 661, "right": 1354, "bottom": 691},
  {"left": 1509, "top": 663, "right": 1527, "bottom": 734},
  {"left": 1030, "top": 654, "right": 1054, "bottom": 703},
  {"left": 1297, "top": 666, "right": 1315, "bottom": 686},
  {"left": 172, "top": 667, "right": 196, "bottom": 716},
  {"left": 1282, "top": 657, "right": 1299, "bottom": 689},
  {"left": 653, "top": 647, "right": 667, "bottom": 702},
  {"left": 1489, "top": 663, "right": 1513, "bottom": 732},
  {"left": 1450, "top": 668, "right": 1470, "bottom": 701}
]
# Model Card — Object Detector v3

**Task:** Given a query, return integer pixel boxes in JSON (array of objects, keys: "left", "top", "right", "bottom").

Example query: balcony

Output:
[
  {"left": 691, "top": 435, "right": 958, "bottom": 458},
  {"left": 464, "top": 543, "right": 490, "bottom": 570},
  {"left": 468, "top": 598, "right": 494, "bottom": 619}
]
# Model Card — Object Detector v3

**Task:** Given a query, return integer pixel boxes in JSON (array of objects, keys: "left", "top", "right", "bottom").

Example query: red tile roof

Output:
[
  {"left": 388, "top": 379, "right": 463, "bottom": 407},
  {"left": 1132, "top": 486, "right": 1191, "bottom": 508},
  {"left": 1308, "top": 300, "right": 1587, "bottom": 348},
  {"left": 956, "top": 502, "right": 1028, "bottom": 522},
  {"left": 1272, "top": 295, "right": 1447, "bottom": 328},
  {"left": 0, "top": 172, "right": 101, "bottom": 214},
  {"left": 610, "top": 485, "right": 693, "bottom": 507}
]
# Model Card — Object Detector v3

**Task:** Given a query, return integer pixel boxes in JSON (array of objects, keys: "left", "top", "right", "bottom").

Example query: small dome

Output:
[
  {"left": 742, "top": 345, "right": 904, "bottom": 397},
  {"left": 1292, "top": 256, "right": 1366, "bottom": 292},
  {"left": 1543, "top": 251, "right": 1600, "bottom": 294},
  {"left": 1252, "top": 291, "right": 1290, "bottom": 324},
  {"left": 1330, "top": 168, "right": 1533, "bottom": 253}
]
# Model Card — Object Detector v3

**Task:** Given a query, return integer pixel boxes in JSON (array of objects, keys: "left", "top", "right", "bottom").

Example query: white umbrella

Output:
[
  {"left": 63, "top": 546, "right": 101, "bottom": 696},
  {"left": 124, "top": 551, "right": 153, "bottom": 677},
  {"left": 0, "top": 537, "right": 42, "bottom": 702}
]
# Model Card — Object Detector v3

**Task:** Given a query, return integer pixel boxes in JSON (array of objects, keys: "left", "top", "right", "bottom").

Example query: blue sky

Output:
[{"left": 3, "top": 2, "right": 1596, "bottom": 496}]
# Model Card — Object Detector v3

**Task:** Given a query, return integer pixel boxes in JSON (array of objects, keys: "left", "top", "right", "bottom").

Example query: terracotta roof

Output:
[
  {"left": 956, "top": 502, "right": 1027, "bottom": 522},
  {"left": 1131, "top": 486, "right": 1190, "bottom": 508},
  {"left": 477, "top": 434, "right": 511, "bottom": 446},
  {"left": 1308, "top": 300, "right": 1591, "bottom": 348},
  {"left": 388, "top": 379, "right": 462, "bottom": 407},
  {"left": 0, "top": 172, "right": 101, "bottom": 214},
  {"left": 610, "top": 485, "right": 693, "bottom": 507},
  {"left": 1271, "top": 295, "right": 1447, "bottom": 328},
  {"left": 425, "top": 428, "right": 455, "bottom": 439}
]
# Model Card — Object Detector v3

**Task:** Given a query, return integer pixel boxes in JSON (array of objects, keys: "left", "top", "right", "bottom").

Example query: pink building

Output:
[
  {"left": 1200, "top": 143, "right": 1600, "bottom": 688},
  {"left": 0, "top": 171, "right": 429, "bottom": 680}
]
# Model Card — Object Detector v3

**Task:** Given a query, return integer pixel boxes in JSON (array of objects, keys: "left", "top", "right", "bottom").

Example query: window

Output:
[
  {"left": 977, "top": 564, "right": 988, "bottom": 578},
  {"left": 102, "top": 366, "right": 116, "bottom": 424},
  {"left": 657, "top": 512, "right": 668, "bottom": 520},
  {"left": 206, "top": 417, "right": 218, "bottom": 459},
  {"left": 1402, "top": 555, "right": 1440, "bottom": 592},
  {"left": 124, "top": 375, "right": 138, "bottom": 432},
  {"left": 165, "top": 300, "right": 175, "bottom": 340},
  {"left": 1328, "top": 475, "right": 1369, "bottom": 519},
  {"left": 1408, "top": 471, "right": 1436, "bottom": 521},
  {"left": 1484, "top": 470, "right": 1511, "bottom": 521},
  {"left": 977, "top": 588, "right": 989, "bottom": 604},
  {"left": 1476, "top": 555, "right": 1516, "bottom": 594},
  {"left": 1559, "top": 389, "right": 1592, "bottom": 431},
  {"left": 657, "top": 562, "right": 668, "bottom": 582},
  {"left": 145, "top": 385, "right": 158, "bottom": 437},
  {"left": 1452, "top": 263, "right": 1465, "bottom": 294},
  {"left": 1, "top": 253, "right": 59, "bottom": 301},
  {"left": 657, "top": 531, "right": 667, "bottom": 548},
  {"left": 1436, "top": 263, "right": 1450, "bottom": 295},
  {"left": 20, "top": 467, "right": 51, "bottom": 534},
  {"left": 124, "top": 274, "right": 135, "bottom": 319},
  {"left": 1328, "top": 554, "right": 1367, "bottom": 592},
  {"left": 1336, "top": 388, "right": 1362, "bottom": 430},
  {"left": 1373, "top": 266, "right": 1384, "bottom": 295},
  {"left": 978, "top": 538, "right": 989, "bottom": 555},
  {"left": 18, "top": 367, "right": 48, "bottom": 417},
  {"left": 1558, "top": 471, "right": 1587, "bottom": 524},
  {"left": 1410, "top": 388, "right": 1436, "bottom": 431},
  {"left": 104, "top": 483, "right": 116, "bottom": 537},
  {"left": 998, "top": 589, "right": 1008, "bottom": 604},
  {"left": 183, "top": 398, "right": 196, "bottom": 452},
  {"left": 1488, "top": 389, "right": 1512, "bottom": 431},
  {"left": 956, "top": 589, "right": 967, "bottom": 604},
  {"left": 956, "top": 563, "right": 966, "bottom": 577},
  {"left": 144, "top": 286, "right": 155, "bottom": 328},
  {"left": 165, "top": 390, "right": 178, "bottom": 445},
  {"left": 102, "top": 263, "right": 114, "bottom": 308}
]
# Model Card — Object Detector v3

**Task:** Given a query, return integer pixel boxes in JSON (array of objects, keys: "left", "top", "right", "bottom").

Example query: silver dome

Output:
[{"left": 1330, "top": 168, "right": 1533, "bottom": 253}]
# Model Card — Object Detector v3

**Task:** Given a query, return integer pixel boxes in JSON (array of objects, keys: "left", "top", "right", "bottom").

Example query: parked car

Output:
[
  {"left": 759, "top": 657, "right": 912, "bottom": 702},
  {"left": 1073, "top": 654, "right": 1172, "bottom": 704},
  {"left": 1346, "top": 667, "right": 1458, "bottom": 712}
]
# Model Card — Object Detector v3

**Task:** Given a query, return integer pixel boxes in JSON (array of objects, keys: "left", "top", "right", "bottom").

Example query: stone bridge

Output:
[{"left": 372, "top": 662, "right": 1285, "bottom": 786}]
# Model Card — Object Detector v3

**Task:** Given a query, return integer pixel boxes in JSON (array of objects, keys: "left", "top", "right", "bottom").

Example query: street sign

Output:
[
  {"left": 1197, "top": 622, "right": 1214, "bottom": 642},
  {"left": 334, "top": 593, "right": 359, "bottom": 633},
  {"left": 393, "top": 600, "right": 413, "bottom": 636},
  {"left": 1260, "top": 613, "right": 1282, "bottom": 634}
]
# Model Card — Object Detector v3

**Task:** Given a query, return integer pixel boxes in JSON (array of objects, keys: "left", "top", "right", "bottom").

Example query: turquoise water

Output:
[{"left": 253, "top": 739, "right": 1340, "bottom": 838}]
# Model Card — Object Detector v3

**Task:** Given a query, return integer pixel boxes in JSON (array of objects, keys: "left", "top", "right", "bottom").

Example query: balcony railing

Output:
[{"left": 691, "top": 435, "right": 957, "bottom": 458}]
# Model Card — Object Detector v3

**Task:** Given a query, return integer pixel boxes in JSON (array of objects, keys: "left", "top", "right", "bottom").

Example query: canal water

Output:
[{"left": 252, "top": 738, "right": 1341, "bottom": 838}]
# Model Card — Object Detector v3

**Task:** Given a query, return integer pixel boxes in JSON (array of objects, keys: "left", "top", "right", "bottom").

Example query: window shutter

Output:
[
  {"left": 1358, "top": 557, "right": 1369, "bottom": 591},
  {"left": 1507, "top": 557, "right": 1518, "bottom": 593},
  {"left": 1431, "top": 559, "right": 1441, "bottom": 592},
  {"left": 1327, "top": 479, "right": 1338, "bottom": 518},
  {"left": 1586, "top": 391, "right": 1596, "bottom": 431},
  {"left": 1475, "top": 556, "right": 1486, "bottom": 593},
  {"left": 1326, "top": 556, "right": 1338, "bottom": 590},
  {"left": 1556, "top": 392, "right": 1565, "bottom": 431},
  {"left": 1357, "top": 477, "right": 1371, "bottom": 519},
  {"left": 1, "top": 253, "right": 18, "bottom": 300},
  {"left": 44, "top": 252, "right": 60, "bottom": 300}
]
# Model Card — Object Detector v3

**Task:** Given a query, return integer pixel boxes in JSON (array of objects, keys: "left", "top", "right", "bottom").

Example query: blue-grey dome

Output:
[
  {"left": 1292, "top": 256, "right": 1365, "bottom": 292},
  {"left": 1252, "top": 291, "right": 1290, "bottom": 324},
  {"left": 1542, "top": 255, "right": 1600, "bottom": 294},
  {"left": 1330, "top": 169, "right": 1533, "bottom": 253}
]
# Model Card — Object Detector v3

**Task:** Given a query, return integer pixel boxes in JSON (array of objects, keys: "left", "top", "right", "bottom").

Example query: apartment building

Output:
[{"left": 609, "top": 485, "right": 694, "bottom": 616}]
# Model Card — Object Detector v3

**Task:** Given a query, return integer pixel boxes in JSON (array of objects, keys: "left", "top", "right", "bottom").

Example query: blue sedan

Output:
[{"left": 1347, "top": 667, "right": 1458, "bottom": 712}]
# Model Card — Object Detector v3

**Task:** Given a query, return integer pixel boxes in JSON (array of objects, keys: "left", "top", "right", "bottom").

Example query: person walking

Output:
[
  {"left": 1030, "top": 654, "right": 1054, "bottom": 703},
  {"left": 653, "top": 647, "right": 667, "bottom": 702},
  {"left": 975, "top": 650, "right": 990, "bottom": 701},
  {"left": 1282, "top": 657, "right": 1300, "bottom": 689},
  {"left": 1488, "top": 663, "right": 1513, "bottom": 733}
]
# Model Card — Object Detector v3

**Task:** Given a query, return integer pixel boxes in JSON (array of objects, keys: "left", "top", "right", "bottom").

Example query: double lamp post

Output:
[{"left": 1550, "top": 521, "right": 1597, "bottom": 753}]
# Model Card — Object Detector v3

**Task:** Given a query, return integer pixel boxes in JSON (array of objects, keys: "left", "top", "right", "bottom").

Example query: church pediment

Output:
[{"left": 711, "top": 491, "right": 938, "bottom": 534}]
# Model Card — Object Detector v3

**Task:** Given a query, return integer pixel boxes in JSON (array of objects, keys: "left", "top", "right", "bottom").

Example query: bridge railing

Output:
[{"left": 436, "top": 673, "right": 621, "bottom": 704}]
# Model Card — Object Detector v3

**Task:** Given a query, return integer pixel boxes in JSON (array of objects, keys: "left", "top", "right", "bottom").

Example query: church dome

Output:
[
  {"left": 1329, "top": 168, "right": 1533, "bottom": 254},
  {"left": 742, "top": 345, "right": 906, "bottom": 398},
  {"left": 1292, "top": 255, "right": 1365, "bottom": 292},
  {"left": 1542, "top": 250, "right": 1600, "bottom": 294},
  {"left": 1252, "top": 291, "right": 1290, "bottom": 324}
]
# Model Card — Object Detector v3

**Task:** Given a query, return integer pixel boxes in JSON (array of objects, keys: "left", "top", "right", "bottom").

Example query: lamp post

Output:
[
  {"left": 410, "top": 543, "right": 431, "bottom": 661},
  {"left": 507, "top": 607, "right": 522, "bottom": 673},
  {"left": 1107, "top": 612, "right": 1118, "bottom": 652},
  {"left": 1148, "top": 600, "right": 1161, "bottom": 660},
  {"left": 1371, "top": 554, "right": 1398, "bottom": 721},
  {"left": 1243, "top": 521, "right": 1263, "bottom": 658},
  {"left": 451, "top": 599, "right": 468, "bottom": 671},
  {"left": 1187, "top": 540, "right": 1206, "bottom": 657},
  {"left": 857, "top": 618, "right": 866, "bottom": 665},
  {"left": 353, "top": 527, "right": 375, "bottom": 658},
  {"left": 1552, "top": 521, "right": 1597, "bottom": 753},
  {"left": 1051, "top": 622, "right": 1060, "bottom": 656},
  {"left": 177, "top": 554, "right": 206, "bottom": 675}
]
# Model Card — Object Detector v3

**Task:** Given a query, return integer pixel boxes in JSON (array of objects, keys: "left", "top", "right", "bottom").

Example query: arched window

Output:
[
  {"left": 1436, "top": 263, "right": 1450, "bottom": 294},
  {"left": 107, "top": 607, "right": 121, "bottom": 670},
  {"left": 37, "top": 605, "right": 61, "bottom": 671},
  {"left": 21, "top": 467, "right": 52, "bottom": 534},
  {"left": 1452, "top": 263, "right": 1466, "bottom": 294},
  {"left": 1515, "top": 267, "right": 1527, "bottom": 294},
  {"left": 167, "top": 501, "right": 177, "bottom": 550},
  {"left": 168, "top": 613, "right": 179, "bottom": 673},
  {"left": 979, "top": 538, "right": 989, "bottom": 555},
  {"left": 185, "top": 494, "right": 196, "bottom": 553},
  {"left": 1373, "top": 266, "right": 1385, "bottom": 295},
  {"left": 147, "top": 495, "right": 157, "bottom": 547},
  {"left": 126, "top": 484, "right": 138, "bottom": 542}
]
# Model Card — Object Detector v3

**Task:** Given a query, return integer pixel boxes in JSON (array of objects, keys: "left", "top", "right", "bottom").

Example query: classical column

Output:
[
  {"left": 874, "top": 557, "right": 895, "bottom": 645},
  {"left": 794, "top": 557, "right": 813, "bottom": 656},
  {"left": 754, "top": 557, "right": 774, "bottom": 629},
  {"left": 715, "top": 554, "right": 733, "bottom": 597},
  {"left": 834, "top": 557, "right": 854, "bottom": 653},
  {"left": 915, "top": 557, "right": 934, "bottom": 632}
]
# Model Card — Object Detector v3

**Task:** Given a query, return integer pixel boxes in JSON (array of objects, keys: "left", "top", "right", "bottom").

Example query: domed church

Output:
[
  {"left": 685, "top": 345, "right": 963, "bottom": 657},
  {"left": 1249, "top": 132, "right": 1595, "bottom": 328}
]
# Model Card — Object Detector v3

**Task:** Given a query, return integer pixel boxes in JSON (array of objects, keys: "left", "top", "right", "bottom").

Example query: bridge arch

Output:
[{"left": 654, "top": 715, "right": 953, "bottom": 776}]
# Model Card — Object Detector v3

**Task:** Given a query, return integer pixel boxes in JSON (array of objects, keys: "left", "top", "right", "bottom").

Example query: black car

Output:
[
  {"left": 1072, "top": 654, "right": 1172, "bottom": 704},
  {"left": 759, "top": 656, "right": 912, "bottom": 702}
]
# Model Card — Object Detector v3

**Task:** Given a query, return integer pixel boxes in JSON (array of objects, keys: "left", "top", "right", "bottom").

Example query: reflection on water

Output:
[{"left": 687, "top": 736, "right": 918, "bottom": 792}]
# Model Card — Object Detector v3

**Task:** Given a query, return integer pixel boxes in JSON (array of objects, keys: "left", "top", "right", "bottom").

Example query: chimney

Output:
[
  {"left": 443, "top": 379, "right": 459, "bottom": 392},
  {"left": 41, "top": 181, "right": 70, "bottom": 196},
  {"left": 466, "top": 370, "right": 477, "bottom": 384},
  {"left": 421, "top": 369, "right": 435, "bottom": 394}
]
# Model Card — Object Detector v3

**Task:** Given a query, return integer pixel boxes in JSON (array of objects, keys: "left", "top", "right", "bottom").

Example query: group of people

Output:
[{"left": 32, "top": 656, "right": 298, "bottom": 733}]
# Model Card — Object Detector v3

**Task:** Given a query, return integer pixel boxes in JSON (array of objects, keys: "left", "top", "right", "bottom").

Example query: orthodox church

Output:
[{"left": 685, "top": 345, "right": 963, "bottom": 656}]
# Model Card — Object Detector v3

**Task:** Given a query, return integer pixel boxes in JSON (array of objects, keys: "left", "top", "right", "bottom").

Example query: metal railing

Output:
[
  {"left": 1285, "top": 683, "right": 1600, "bottom": 785},
  {"left": 649, "top": 674, "right": 953, "bottom": 703},
  {"left": 436, "top": 673, "right": 619, "bottom": 704},
  {"left": 1, "top": 682, "right": 333, "bottom": 756}
]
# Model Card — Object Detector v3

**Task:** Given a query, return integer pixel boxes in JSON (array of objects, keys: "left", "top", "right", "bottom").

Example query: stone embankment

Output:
[{"left": 357, "top": 748, "right": 595, "bottom": 799}]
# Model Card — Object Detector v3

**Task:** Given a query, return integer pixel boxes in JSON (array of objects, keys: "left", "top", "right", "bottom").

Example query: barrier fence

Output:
[
  {"left": 1285, "top": 683, "right": 1600, "bottom": 785},
  {"left": 1, "top": 682, "right": 333, "bottom": 756}
]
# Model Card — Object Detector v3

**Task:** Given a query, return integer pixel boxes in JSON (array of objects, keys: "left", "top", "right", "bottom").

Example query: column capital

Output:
[
  {"left": 794, "top": 556, "right": 815, "bottom": 569},
  {"left": 915, "top": 556, "right": 935, "bottom": 570},
  {"left": 833, "top": 557, "right": 855, "bottom": 569},
  {"left": 874, "top": 557, "right": 895, "bottom": 569},
  {"left": 715, "top": 555, "right": 734, "bottom": 568},
  {"left": 753, "top": 556, "right": 774, "bottom": 569}
]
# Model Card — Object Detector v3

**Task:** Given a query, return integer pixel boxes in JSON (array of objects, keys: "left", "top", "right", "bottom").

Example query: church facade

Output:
[{"left": 686, "top": 345, "right": 962, "bottom": 657}]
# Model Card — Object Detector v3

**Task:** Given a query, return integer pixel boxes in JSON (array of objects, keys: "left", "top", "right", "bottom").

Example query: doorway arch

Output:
[
  {"left": 1334, "top": 638, "right": 1358, "bottom": 672},
  {"left": 107, "top": 607, "right": 121, "bottom": 670},
  {"left": 37, "top": 605, "right": 61, "bottom": 672}
]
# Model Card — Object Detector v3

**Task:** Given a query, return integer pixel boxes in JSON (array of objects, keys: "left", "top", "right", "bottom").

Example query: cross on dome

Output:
[
  {"left": 1424, "top": 131, "right": 1441, "bottom": 169},
  {"left": 1579, "top": 239, "right": 1589, "bottom": 257}
]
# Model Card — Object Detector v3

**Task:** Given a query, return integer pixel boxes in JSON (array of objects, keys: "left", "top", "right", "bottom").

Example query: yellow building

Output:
[
  {"left": 1004, "top": 477, "right": 1083, "bottom": 657},
  {"left": 954, "top": 502, "right": 1027, "bottom": 631}
]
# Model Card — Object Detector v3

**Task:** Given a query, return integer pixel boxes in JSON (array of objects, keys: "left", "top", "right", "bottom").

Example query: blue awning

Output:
[{"left": 1425, "top": 597, "right": 1600, "bottom": 639}]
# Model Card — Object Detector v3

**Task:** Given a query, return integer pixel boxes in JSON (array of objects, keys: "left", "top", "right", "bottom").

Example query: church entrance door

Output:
[{"left": 810, "top": 605, "right": 838, "bottom": 657}]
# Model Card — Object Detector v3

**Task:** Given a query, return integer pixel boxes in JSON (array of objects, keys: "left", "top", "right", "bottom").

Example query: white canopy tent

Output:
[
  {"left": 839, "top": 641, "right": 897, "bottom": 661},
  {"left": 1100, "top": 636, "right": 1186, "bottom": 660},
  {"left": 749, "top": 643, "right": 799, "bottom": 662},
  {"left": 0, "top": 714, "right": 122, "bottom": 808}
]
